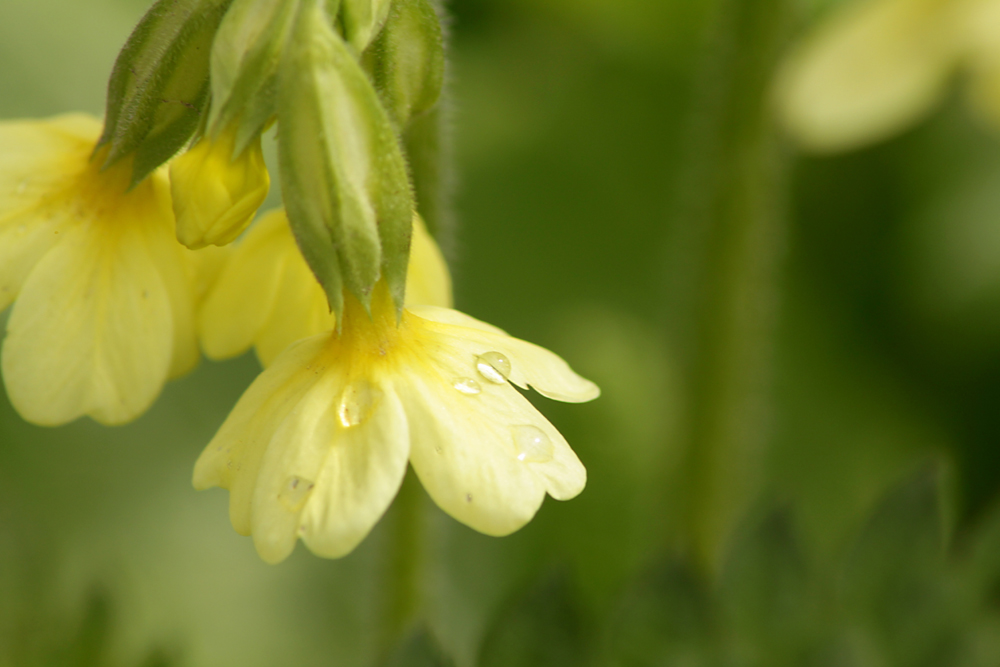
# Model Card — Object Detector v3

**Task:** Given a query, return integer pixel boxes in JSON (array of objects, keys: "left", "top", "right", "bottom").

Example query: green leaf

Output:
[
  {"left": 99, "top": 0, "right": 234, "bottom": 184},
  {"left": 365, "top": 0, "right": 444, "bottom": 131},
  {"left": 208, "top": 0, "right": 298, "bottom": 150},
  {"left": 478, "top": 573, "right": 587, "bottom": 667},
  {"left": 381, "top": 628, "right": 455, "bottom": 667},
  {"left": 603, "top": 560, "right": 715, "bottom": 666},
  {"left": 720, "top": 510, "right": 815, "bottom": 661},
  {"left": 277, "top": 0, "right": 412, "bottom": 314},
  {"left": 841, "top": 465, "right": 954, "bottom": 665}
]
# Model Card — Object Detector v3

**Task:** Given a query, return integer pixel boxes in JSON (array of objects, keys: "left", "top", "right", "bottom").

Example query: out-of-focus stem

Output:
[
  {"left": 379, "top": 468, "right": 425, "bottom": 652},
  {"left": 668, "top": 0, "right": 797, "bottom": 575}
]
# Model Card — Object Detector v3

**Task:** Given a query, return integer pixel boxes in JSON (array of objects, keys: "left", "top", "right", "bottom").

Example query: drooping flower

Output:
[
  {"left": 775, "top": 0, "right": 1000, "bottom": 152},
  {"left": 193, "top": 283, "right": 598, "bottom": 563},
  {"left": 198, "top": 208, "right": 452, "bottom": 367},
  {"left": 170, "top": 124, "right": 270, "bottom": 250},
  {"left": 0, "top": 114, "right": 198, "bottom": 426}
]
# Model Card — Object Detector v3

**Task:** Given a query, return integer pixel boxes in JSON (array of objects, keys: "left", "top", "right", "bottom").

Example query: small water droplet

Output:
[
  {"left": 338, "top": 380, "right": 381, "bottom": 428},
  {"left": 476, "top": 351, "right": 511, "bottom": 384},
  {"left": 16, "top": 179, "right": 27, "bottom": 194},
  {"left": 512, "top": 425, "right": 554, "bottom": 463},
  {"left": 466, "top": 493, "right": 473, "bottom": 503},
  {"left": 279, "top": 476, "right": 315, "bottom": 512},
  {"left": 453, "top": 377, "right": 482, "bottom": 395}
]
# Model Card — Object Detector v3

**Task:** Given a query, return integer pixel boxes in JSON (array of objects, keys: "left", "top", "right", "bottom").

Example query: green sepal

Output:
[
  {"left": 364, "top": 0, "right": 444, "bottom": 131},
  {"left": 340, "top": 0, "right": 393, "bottom": 53},
  {"left": 208, "top": 0, "right": 298, "bottom": 151},
  {"left": 278, "top": 0, "right": 413, "bottom": 316},
  {"left": 99, "top": 0, "right": 234, "bottom": 185}
]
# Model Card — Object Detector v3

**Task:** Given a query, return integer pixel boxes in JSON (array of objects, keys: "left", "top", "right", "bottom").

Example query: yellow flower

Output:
[
  {"left": 170, "top": 124, "right": 270, "bottom": 249},
  {"left": 193, "top": 283, "right": 598, "bottom": 563},
  {"left": 0, "top": 114, "right": 198, "bottom": 426},
  {"left": 775, "top": 0, "right": 1000, "bottom": 151},
  {"left": 198, "top": 208, "right": 452, "bottom": 367}
]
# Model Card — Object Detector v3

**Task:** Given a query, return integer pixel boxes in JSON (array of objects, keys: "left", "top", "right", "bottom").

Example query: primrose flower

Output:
[
  {"left": 0, "top": 114, "right": 198, "bottom": 426},
  {"left": 170, "top": 125, "right": 270, "bottom": 249},
  {"left": 775, "top": 0, "right": 1000, "bottom": 151},
  {"left": 193, "top": 284, "right": 598, "bottom": 563},
  {"left": 198, "top": 208, "right": 452, "bottom": 367}
]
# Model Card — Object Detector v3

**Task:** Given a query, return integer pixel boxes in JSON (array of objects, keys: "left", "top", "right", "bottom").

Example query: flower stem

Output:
[
  {"left": 379, "top": 467, "right": 425, "bottom": 652},
  {"left": 665, "top": 0, "right": 798, "bottom": 575}
]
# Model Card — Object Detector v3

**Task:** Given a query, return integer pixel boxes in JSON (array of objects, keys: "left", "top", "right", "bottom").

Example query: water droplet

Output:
[
  {"left": 279, "top": 476, "right": 315, "bottom": 512},
  {"left": 476, "top": 351, "right": 511, "bottom": 384},
  {"left": 512, "top": 425, "right": 554, "bottom": 463},
  {"left": 453, "top": 377, "right": 482, "bottom": 395},
  {"left": 338, "top": 380, "right": 381, "bottom": 428},
  {"left": 15, "top": 179, "right": 27, "bottom": 194}
]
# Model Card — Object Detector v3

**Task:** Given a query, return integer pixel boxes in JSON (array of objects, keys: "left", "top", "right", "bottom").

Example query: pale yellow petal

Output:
[
  {"left": 963, "top": 0, "right": 1000, "bottom": 128},
  {"left": 193, "top": 335, "right": 330, "bottom": 535},
  {"left": 137, "top": 170, "right": 201, "bottom": 379},
  {"left": 254, "top": 256, "right": 334, "bottom": 367},
  {"left": 406, "top": 214, "right": 452, "bottom": 308},
  {"left": 774, "top": 0, "right": 958, "bottom": 152},
  {"left": 2, "top": 221, "right": 173, "bottom": 426},
  {"left": 248, "top": 364, "right": 346, "bottom": 564},
  {"left": 198, "top": 209, "right": 288, "bottom": 360},
  {"left": 408, "top": 307, "right": 600, "bottom": 402},
  {"left": 298, "top": 384, "right": 410, "bottom": 559},
  {"left": 0, "top": 115, "right": 100, "bottom": 310},
  {"left": 399, "top": 357, "right": 585, "bottom": 535}
]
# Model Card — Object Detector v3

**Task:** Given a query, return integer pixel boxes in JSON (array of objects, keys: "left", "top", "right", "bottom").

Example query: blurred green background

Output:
[{"left": 3, "top": 0, "right": 1000, "bottom": 665}]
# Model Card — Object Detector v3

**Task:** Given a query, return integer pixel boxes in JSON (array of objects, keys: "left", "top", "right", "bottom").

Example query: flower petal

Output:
[
  {"left": 2, "top": 221, "right": 174, "bottom": 425},
  {"left": 198, "top": 209, "right": 288, "bottom": 360},
  {"left": 193, "top": 335, "right": 330, "bottom": 534},
  {"left": 0, "top": 116, "right": 99, "bottom": 311},
  {"left": 406, "top": 213, "right": 452, "bottom": 308},
  {"left": 298, "top": 383, "right": 410, "bottom": 559},
  {"left": 254, "top": 254, "right": 334, "bottom": 368},
  {"left": 399, "top": 350, "right": 586, "bottom": 536},
  {"left": 408, "top": 307, "right": 600, "bottom": 403},
  {"left": 774, "top": 0, "right": 958, "bottom": 151}
]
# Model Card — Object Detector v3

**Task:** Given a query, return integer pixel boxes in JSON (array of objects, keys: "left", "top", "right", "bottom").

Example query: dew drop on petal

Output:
[
  {"left": 338, "top": 380, "right": 381, "bottom": 428},
  {"left": 278, "top": 476, "right": 315, "bottom": 511},
  {"left": 16, "top": 179, "right": 27, "bottom": 195},
  {"left": 512, "top": 425, "right": 554, "bottom": 463},
  {"left": 453, "top": 377, "right": 482, "bottom": 395},
  {"left": 476, "top": 351, "right": 511, "bottom": 384}
]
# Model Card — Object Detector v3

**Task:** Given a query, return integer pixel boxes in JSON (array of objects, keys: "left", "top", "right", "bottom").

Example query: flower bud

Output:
[
  {"left": 278, "top": 0, "right": 413, "bottom": 317},
  {"left": 100, "top": 0, "right": 235, "bottom": 185},
  {"left": 170, "top": 125, "right": 270, "bottom": 249}
]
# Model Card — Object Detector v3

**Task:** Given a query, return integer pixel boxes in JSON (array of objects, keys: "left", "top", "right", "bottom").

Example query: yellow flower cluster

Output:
[
  {"left": 1, "top": 111, "right": 598, "bottom": 561},
  {"left": 776, "top": 0, "right": 1000, "bottom": 151}
]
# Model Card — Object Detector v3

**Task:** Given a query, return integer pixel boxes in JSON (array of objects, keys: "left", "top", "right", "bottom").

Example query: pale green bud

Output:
[
  {"left": 208, "top": 0, "right": 299, "bottom": 153},
  {"left": 340, "top": 0, "right": 393, "bottom": 53},
  {"left": 366, "top": 0, "right": 444, "bottom": 130},
  {"left": 277, "top": 0, "right": 413, "bottom": 316},
  {"left": 170, "top": 124, "right": 270, "bottom": 250},
  {"left": 99, "top": 0, "right": 234, "bottom": 185}
]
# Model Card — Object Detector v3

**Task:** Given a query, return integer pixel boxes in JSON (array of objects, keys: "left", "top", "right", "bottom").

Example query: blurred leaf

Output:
[
  {"left": 381, "top": 628, "right": 455, "bottom": 667},
  {"left": 719, "top": 510, "right": 815, "bottom": 664},
  {"left": 477, "top": 573, "right": 586, "bottom": 667},
  {"left": 604, "top": 560, "right": 715, "bottom": 667},
  {"left": 840, "top": 465, "right": 954, "bottom": 666}
]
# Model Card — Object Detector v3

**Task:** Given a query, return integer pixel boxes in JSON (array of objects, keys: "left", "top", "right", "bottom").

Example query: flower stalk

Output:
[{"left": 665, "top": 0, "right": 797, "bottom": 574}]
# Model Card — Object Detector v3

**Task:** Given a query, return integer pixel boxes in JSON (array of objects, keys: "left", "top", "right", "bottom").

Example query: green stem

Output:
[
  {"left": 379, "top": 467, "right": 425, "bottom": 652},
  {"left": 668, "top": 0, "right": 797, "bottom": 575}
]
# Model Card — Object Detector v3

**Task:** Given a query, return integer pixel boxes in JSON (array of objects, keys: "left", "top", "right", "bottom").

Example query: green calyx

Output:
[
  {"left": 277, "top": 0, "right": 414, "bottom": 319},
  {"left": 98, "top": 0, "right": 234, "bottom": 186}
]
